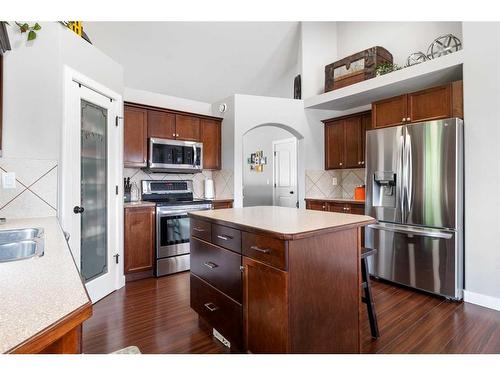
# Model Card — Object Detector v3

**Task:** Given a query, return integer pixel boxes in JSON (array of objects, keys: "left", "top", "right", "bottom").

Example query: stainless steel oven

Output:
[
  {"left": 141, "top": 180, "right": 212, "bottom": 277},
  {"left": 156, "top": 203, "right": 211, "bottom": 276},
  {"left": 148, "top": 138, "right": 203, "bottom": 173}
]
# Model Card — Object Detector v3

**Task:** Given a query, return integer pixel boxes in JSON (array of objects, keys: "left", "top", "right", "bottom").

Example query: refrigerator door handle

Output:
[
  {"left": 399, "top": 131, "right": 406, "bottom": 221},
  {"left": 368, "top": 223, "right": 454, "bottom": 239},
  {"left": 406, "top": 132, "right": 413, "bottom": 212}
]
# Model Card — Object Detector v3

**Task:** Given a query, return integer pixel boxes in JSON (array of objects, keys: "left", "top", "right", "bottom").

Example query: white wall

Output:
[
  {"left": 336, "top": 22, "right": 463, "bottom": 68},
  {"left": 124, "top": 87, "right": 212, "bottom": 116},
  {"left": 243, "top": 126, "right": 293, "bottom": 206},
  {"left": 2, "top": 22, "right": 124, "bottom": 161},
  {"left": 300, "top": 22, "right": 338, "bottom": 99},
  {"left": 462, "top": 22, "right": 500, "bottom": 309}
]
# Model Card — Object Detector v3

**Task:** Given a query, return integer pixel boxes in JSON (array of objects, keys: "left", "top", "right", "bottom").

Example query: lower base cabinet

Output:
[{"left": 243, "top": 257, "right": 288, "bottom": 353}]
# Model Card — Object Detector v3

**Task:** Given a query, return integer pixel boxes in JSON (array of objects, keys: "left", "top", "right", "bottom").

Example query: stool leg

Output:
[{"left": 362, "top": 257, "right": 380, "bottom": 339}]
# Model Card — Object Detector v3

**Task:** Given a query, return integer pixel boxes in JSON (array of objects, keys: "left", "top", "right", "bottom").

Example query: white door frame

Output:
[
  {"left": 61, "top": 66, "right": 125, "bottom": 302},
  {"left": 272, "top": 137, "right": 298, "bottom": 207}
]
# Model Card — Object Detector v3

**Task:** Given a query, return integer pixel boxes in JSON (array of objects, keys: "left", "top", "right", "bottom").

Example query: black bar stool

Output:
[{"left": 361, "top": 247, "right": 380, "bottom": 339}]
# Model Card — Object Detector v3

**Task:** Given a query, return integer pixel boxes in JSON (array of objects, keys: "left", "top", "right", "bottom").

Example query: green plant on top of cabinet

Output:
[{"left": 323, "top": 111, "right": 371, "bottom": 170}]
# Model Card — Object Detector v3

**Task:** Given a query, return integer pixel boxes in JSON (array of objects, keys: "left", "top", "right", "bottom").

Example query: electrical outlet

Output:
[
  {"left": 332, "top": 177, "right": 338, "bottom": 186},
  {"left": 1, "top": 172, "right": 16, "bottom": 189}
]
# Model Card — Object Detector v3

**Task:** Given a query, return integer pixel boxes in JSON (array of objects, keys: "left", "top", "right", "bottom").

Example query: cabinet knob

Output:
[
  {"left": 407, "top": 117, "right": 411, "bottom": 122},
  {"left": 339, "top": 162, "right": 343, "bottom": 166},
  {"left": 172, "top": 133, "right": 175, "bottom": 137},
  {"left": 358, "top": 161, "right": 361, "bottom": 165},
  {"left": 176, "top": 133, "right": 179, "bottom": 137},
  {"left": 401, "top": 118, "right": 406, "bottom": 122},
  {"left": 361, "top": 161, "right": 365, "bottom": 165}
]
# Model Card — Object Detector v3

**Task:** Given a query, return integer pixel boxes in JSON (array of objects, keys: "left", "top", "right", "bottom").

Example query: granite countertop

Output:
[
  {"left": 306, "top": 197, "right": 366, "bottom": 204},
  {"left": 189, "top": 206, "right": 375, "bottom": 239},
  {"left": 0, "top": 217, "right": 91, "bottom": 353}
]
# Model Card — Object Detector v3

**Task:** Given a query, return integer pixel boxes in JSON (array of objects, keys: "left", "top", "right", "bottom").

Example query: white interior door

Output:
[
  {"left": 64, "top": 75, "right": 122, "bottom": 303},
  {"left": 273, "top": 138, "right": 298, "bottom": 208}
]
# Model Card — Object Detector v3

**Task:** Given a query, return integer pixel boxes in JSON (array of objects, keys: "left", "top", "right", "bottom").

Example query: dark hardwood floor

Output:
[{"left": 83, "top": 272, "right": 500, "bottom": 354}]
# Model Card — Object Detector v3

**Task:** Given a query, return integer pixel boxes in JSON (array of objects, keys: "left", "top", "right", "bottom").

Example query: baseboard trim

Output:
[{"left": 464, "top": 290, "right": 500, "bottom": 311}]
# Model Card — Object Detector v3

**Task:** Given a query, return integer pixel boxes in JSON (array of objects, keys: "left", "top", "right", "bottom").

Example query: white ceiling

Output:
[{"left": 84, "top": 22, "right": 300, "bottom": 103}]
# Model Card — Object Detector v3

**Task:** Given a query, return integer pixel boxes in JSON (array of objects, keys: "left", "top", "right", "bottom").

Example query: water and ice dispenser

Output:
[{"left": 372, "top": 171, "right": 396, "bottom": 208}]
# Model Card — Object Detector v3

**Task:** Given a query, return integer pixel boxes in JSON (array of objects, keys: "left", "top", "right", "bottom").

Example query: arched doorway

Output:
[{"left": 242, "top": 123, "right": 301, "bottom": 207}]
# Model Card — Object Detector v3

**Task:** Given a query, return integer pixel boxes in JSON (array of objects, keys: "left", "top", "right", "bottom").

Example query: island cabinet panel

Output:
[
  {"left": 175, "top": 114, "right": 201, "bottom": 141},
  {"left": 288, "top": 228, "right": 360, "bottom": 353},
  {"left": 190, "top": 218, "right": 212, "bottom": 242},
  {"left": 243, "top": 257, "right": 289, "bottom": 353},
  {"left": 190, "top": 237, "right": 242, "bottom": 302},
  {"left": 190, "top": 273, "right": 242, "bottom": 349},
  {"left": 124, "top": 106, "right": 148, "bottom": 168},
  {"left": 147, "top": 110, "right": 176, "bottom": 139},
  {"left": 124, "top": 206, "right": 155, "bottom": 275},
  {"left": 242, "top": 232, "right": 287, "bottom": 271}
]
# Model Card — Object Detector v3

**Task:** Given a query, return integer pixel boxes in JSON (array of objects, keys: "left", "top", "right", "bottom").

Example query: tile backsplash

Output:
[
  {"left": 305, "top": 169, "right": 365, "bottom": 199},
  {"left": 0, "top": 158, "right": 58, "bottom": 219},
  {"left": 124, "top": 168, "right": 234, "bottom": 200}
]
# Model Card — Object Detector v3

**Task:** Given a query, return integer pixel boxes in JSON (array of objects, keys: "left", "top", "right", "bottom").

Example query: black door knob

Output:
[
  {"left": 290, "top": 191, "right": 294, "bottom": 194},
  {"left": 73, "top": 206, "right": 85, "bottom": 214}
]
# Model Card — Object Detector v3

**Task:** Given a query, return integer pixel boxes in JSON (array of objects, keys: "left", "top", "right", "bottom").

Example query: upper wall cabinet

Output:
[
  {"left": 324, "top": 111, "right": 371, "bottom": 170},
  {"left": 200, "top": 119, "right": 221, "bottom": 170},
  {"left": 372, "top": 80, "right": 463, "bottom": 128},
  {"left": 124, "top": 106, "right": 148, "bottom": 168},
  {"left": 124, "top": 103, "right": 223, "bottom": 170}
]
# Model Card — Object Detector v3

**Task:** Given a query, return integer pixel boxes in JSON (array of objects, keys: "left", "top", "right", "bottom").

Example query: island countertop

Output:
[
  {"left": 0, "top": 217, "right": 91, "bottom": 353},
  {"left": 188, "top": 206, "right": 375, "bottom": 240}
]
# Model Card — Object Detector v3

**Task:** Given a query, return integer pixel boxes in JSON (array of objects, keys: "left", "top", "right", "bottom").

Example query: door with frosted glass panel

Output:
[{"left": 68, "top": 81, "right": 121, "bottom": 303}]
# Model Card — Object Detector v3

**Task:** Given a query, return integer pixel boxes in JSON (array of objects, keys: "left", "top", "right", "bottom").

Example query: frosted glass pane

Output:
[{"left": 80, "top": 99, "right": 108, "bottom": 282}]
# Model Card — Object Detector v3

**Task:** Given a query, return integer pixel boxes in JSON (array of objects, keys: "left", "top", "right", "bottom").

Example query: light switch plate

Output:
[
  {"left": 332, "top": 177, "right": 338, "bottom": 186},
  {"left": 1, "top": 172, "right": 16, "bottom": 189}
]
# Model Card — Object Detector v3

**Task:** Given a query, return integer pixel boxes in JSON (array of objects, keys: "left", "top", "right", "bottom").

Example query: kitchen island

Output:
[{"left": 188, "top": 206, "right": 375, "bottom": 353}]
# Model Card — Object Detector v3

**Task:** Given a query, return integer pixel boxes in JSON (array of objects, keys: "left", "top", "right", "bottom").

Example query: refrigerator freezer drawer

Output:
[{"left": 366, "top": 223, "right": 463, "bottom": 299}]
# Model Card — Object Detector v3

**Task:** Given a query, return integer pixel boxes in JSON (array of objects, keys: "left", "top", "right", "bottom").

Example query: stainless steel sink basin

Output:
[
  {"left": 0, "top": 240, "right": 44, "bottom": 262},
  {"left": 0, "top": 228, "right": 45, "bottom": 262},
  {"left": 0, "top": 227, "right": 43, "bottom": 243}
]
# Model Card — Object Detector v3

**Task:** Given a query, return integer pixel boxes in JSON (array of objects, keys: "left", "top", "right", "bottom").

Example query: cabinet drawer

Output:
[
  {"left": 190, "top": 218, "right": 211, "bottom": 242},
  {"left": 190, "top": 273, "right": 242, "bottom": 349},
  {"left": 190, "top": 237, "right": 242, "bottom": 302},
  {"left": 212, "top": 224, "right": 241, "bottom": 253},
  {"left": 242, "top": 232, "right": 287, "bottom": 270}
]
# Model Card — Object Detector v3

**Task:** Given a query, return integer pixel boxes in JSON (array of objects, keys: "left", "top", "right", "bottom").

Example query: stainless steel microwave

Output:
[{"left": 148, "top": 138, "right": 203, "bottom": 173}]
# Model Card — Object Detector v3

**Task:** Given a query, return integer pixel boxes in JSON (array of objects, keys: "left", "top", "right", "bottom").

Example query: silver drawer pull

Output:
[
  {"left": 203, "top": 261, "right": 218, "bottom": 269},
  {"left": 250, "top": 245, "right": 270, "bottom": 254},
  {"left": 217, "top": 234, "right": 233, "bottom": 241},
  {"left": 204, "top": 302, "right": 218, "bottom": 312},
  {"left": 193, "top": 227, "right": 205, "bottom": 232}
]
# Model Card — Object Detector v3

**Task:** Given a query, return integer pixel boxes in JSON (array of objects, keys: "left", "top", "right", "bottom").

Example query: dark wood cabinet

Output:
[
  {"left": 201, "top": 119, "right": 222, "bottom": 170},
  {"left": 305, "top": 199, "right": 365, "bottom": 215},
  {"left": 124, "top": 106, "right": 148, "bottom": 168},
  {"left": 175, "top": 114, "right": 201, "bottom": 141},
  {"left": 124, "top": 102, "right": 222, "bottom": 170},
  {"left": 324, "top": 111, "right": 370, "bottom": 170},
  {"left": 372, "top": 80, "right": 463, "bottom": 128},
  {"left": 243, "top": 256, "right": 288, "bottom": 353},
  {"left": 211, "top": 200, "right": 233, "bottom": 210},
  {"left": 147, "top": 110, "right": 176, "bottom": 139},
  {"left": 124, "top": 205, "right": 155, "bottom": 277}
]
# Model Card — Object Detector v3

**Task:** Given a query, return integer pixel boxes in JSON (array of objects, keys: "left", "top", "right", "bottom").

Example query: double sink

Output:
[{"left": 0, "top": 228, "right": 45, "bottom": 262}]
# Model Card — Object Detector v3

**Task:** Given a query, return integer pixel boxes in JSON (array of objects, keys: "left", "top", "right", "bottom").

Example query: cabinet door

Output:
[
  {"left": 175, "top": 114, "right": 201, "bottom": 141},
  {"left": 344, "top": 116, "right": 362, "bottom": 168},
  {"left": 124, "top": 106, "right": 148, "bottom": 167},
  {"left": 407, "top": 83, "right": 452, "bottom": 123},
  {"left": 124, "top": 206, "right": 155, "bottom": 274},
  {"left": 327, "top": 202, "right": 346, "bottom": 213},
  {"left": 148, "top": 110, "right": 176, "bottom": 139},
  {"left": 349, "top": 204, "right": 365, "bottom": 215},
  {"left": 243, "top": 257, "right": 288, "bottom": 353},
  {"left": 306, "top": 200, "right": 326, "bottom": 211},
  {"left": 200, "top": 119, "right": 221, "bottom": 170},
  {"left": 360, "top": 112, "right": 371, "bottom": 166},
  {"left": 372, "top": 95, "right": 407, "bottom": 128},
  {"left": 325, "top": 120, "right": 344, "bottom": 169}
]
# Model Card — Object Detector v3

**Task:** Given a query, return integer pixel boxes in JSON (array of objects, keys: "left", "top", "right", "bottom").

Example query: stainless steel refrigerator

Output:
[{"left": 365, "top": 118, "right": 464, "bottom": 300}]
